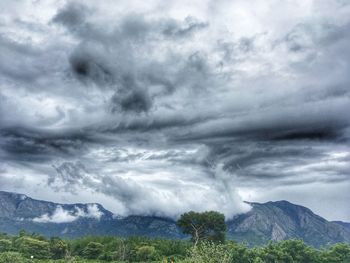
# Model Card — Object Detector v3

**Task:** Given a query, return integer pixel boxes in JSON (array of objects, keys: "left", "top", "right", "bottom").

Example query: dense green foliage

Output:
[
  {"left": 50, "top": 237, "right": 68, "bottom": 259},
  {"left": 177, "top": 211, "right": 226, "bottom": 245},
  {"left": 0, "top": 251, "right": 28, "bottom": 263},
  {"left": 15, "top": 236, "right": 50, "bottom": 259},
  {"left": 181, "top": 241, "right": 350, "bottom": 263},
  {"left": 0, "top": 232, "right": 349, "bottom": 262}
]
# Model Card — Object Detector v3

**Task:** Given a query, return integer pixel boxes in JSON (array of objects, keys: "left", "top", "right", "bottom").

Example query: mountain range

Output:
[{"left": 0, "top": 191, "right": 349, "bottom": 247}]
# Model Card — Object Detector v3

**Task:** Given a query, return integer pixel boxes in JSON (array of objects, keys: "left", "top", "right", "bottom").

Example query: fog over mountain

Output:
[{"left": 0, "top": 0, "right": 349, "bottom": 221}]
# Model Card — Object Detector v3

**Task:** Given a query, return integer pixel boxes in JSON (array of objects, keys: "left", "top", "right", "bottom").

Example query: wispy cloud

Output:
[{"left": 32, "top": 204, "right": 103, "bottom": 223}]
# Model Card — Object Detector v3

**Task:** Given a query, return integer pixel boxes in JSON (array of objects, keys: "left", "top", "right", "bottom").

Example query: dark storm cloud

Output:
[
  {"left": 205, "top": 140, "right": 333, "bottom": 180},
  {"left": 51, "top": 3, "right": 211, "bottom": 114},
  {"left": 0, "top": 126, "right": 107, "bottom": 163},
  {"left": 1, "top": 0, "right": 350, "bottom": 220},
  {"left": 52, "top": 2, "right": 90, "bottom": 30},
  {"left": 68, "top": 45, "right": 114, "bottom": 85},
  {"left": 175, "top": 98, "right": 350, "bottom": 143},
  {"left": 110, "top": 85, "right": 153, "bottom": 113}
]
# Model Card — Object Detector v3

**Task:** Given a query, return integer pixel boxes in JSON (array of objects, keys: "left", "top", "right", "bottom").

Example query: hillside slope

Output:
[
  {"left": 227, "top": 201, "right": 350, "bottom": 247},
  {"left": 0, "top": 191, "right": 349, "bottom": 247}
]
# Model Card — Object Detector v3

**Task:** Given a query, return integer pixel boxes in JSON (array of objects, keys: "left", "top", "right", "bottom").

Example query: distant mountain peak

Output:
[{"left": 0, "top": 191, "right": 349, "bottom": 247}]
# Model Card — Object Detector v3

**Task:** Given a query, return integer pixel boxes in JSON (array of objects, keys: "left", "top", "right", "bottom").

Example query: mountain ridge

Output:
[
  {"left": 0, "top": 191, "right": 349, "bottom": 247},
  {"left": 332, "top": 221, "right": 350, "bottom": 231},
  {"left": 228, "top": 200, "right": 350, "bottom": 247}
]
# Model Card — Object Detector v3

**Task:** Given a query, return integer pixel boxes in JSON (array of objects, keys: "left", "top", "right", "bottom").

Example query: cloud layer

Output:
[
  {"left": 32, "top": 204, "right": 103, "bottom": 223},
  {"left": 0, "top": 0, "right": 349, "bottom": 221}
]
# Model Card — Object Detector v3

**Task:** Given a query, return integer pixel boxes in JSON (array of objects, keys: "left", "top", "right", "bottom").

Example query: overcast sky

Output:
[{"left": 0, "top": 0, "right": 350, "bottom": 221}]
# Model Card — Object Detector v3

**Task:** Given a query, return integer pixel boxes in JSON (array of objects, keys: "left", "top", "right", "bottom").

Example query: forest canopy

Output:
[{"left": 0, "top": 231, "right": 349, "bottom": 262}]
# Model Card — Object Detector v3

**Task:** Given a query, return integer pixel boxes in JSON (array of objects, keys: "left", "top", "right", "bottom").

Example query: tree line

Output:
[{"left": 0, "top": 211, "right": 349, "bottom": 262}]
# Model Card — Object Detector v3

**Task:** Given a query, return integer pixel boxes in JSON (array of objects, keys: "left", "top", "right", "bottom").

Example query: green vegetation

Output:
[
  {"left": 177, "top": 211, "right": 226, "bottom": 245},
  {"left": 15, "top": 236, "right": 50, "bottom": 259},
  {"left": 0, "top": 212, "right": 348, "bottom": 262},
  {"left": 0, "top": 232, "right": 349, "bottom": 262}
]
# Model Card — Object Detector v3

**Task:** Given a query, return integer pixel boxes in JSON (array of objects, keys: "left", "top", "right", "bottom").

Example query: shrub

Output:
[
  {"left": 82, "top": 241, "right": 104, "bottom": 259},
  {"left": 14, "top": 236, "right": 50, "bottom": 259},
  {"left": 257, "top": 240, "right": 320, "bottom": 263},
  {"left": 50, "top": 237, "right": 68, "bottom": 259},
  {"left": 321, "top": 243, "right": 350, "bottom": 263},
  {"left": 0, "top": 252, "right": 28, "bottom": 263},
  {"left": 0, "top": 239, "right": 11, "bottom": 253},
  {"left": 135, "top": 245, "right": 158, "bottom": 261},
  {"left": 184, "top": 242, "right": 233, "bottom": 263}
]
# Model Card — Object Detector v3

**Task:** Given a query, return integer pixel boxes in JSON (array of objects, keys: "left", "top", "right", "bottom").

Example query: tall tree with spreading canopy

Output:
[{"left": 177, "top": 211, "right": 226, "bottom": 246}]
